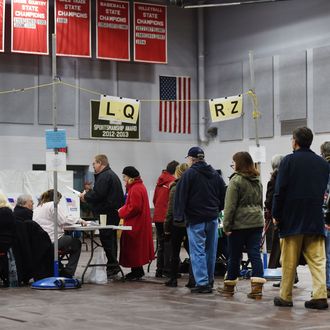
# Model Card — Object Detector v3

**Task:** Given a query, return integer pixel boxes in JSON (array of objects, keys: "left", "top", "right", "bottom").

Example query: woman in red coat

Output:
[{"left": 118, "top": 166, "right": 155, "bottom": 280}]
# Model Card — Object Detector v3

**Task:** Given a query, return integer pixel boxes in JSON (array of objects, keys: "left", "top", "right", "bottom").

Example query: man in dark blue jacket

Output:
[
  {"left": 81, "top": 154, "right": 124, "bottom": 277},
  {"left": 174, "top": 146, "right": 226, "bottom": 293},
  {"left": 273, "top": 127, "right": 329, "bottom": 310}
]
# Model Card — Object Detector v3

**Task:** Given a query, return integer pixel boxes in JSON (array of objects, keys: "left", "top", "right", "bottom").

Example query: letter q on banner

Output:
[
  {"left": 99, "top": 95, "right": 140, "bottom": 124},
  {"left": 209, "top": 94, "right": 243, "bottom": 122}
]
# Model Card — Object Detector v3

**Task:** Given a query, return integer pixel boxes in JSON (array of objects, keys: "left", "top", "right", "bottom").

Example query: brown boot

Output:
[
  {"left": 247, "top": 277, "right": 266, "bottom": 300},
  {"left": 217, "top": 279, "right": 238, "bottom": 297}
]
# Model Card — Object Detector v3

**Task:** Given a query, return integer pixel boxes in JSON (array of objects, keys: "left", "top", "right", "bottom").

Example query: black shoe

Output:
[
  {"left": 191, "top": 285, "right": 212, "bottom": 294},
  {"left": 125, "top": 268, "right": 145, "bottom": 281},
  {"left": 185, "top": 280, "right": 196, "bottom": 288},
  {"left": 327, "top": 289, "right": 330, "bottom": 299},
  {"left": 107, "top": 267, "right": 121, "bottom": 277},
  {"left": 305, "top": 299, "right": 328, "bottom": 310},
  {"left": 273, "top": 296, "right": 293, "bottom": 307},
  {"left": 165, "top": 278, "right": 177, "bottom": 287},
  {"left": 273, "top": 282, "right": 280, "bottom": 288},
  {"left": 155, "top": 269, "right": 163, "bottom": 278}
]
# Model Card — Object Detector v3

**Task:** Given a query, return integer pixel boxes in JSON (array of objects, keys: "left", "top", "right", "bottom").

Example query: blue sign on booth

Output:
[{"left": 45, "top": 129, "right": 67, "bottom": 149}]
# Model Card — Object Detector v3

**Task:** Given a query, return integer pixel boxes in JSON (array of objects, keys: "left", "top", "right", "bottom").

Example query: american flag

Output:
[{"left": 159, "top": 76, "right": 191, "bottom": 134}]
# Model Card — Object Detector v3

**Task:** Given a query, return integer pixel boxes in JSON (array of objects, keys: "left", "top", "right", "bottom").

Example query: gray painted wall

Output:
[{"left": 2, "top": 0, "right": 330, "bottom": 195}]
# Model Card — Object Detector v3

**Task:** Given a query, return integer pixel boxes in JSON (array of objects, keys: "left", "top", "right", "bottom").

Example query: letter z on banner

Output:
[
  {"left": 134, "top": 2, "right": 167, "bottom": 64},
  {"left": 55, "top": 0, "right": 91, "bottom": 57},
  {"left": 96, "top": 0, "right": 130, "bottom": 61},
  {"left": 11, "top": 0, "right": 49, "bottom": 54},
  {"left": 0, "top": 0, "right": 4, "bottom": 52}
]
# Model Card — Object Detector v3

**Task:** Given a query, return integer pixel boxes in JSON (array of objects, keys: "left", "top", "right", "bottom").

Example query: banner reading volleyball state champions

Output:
[
  {"left": 0, "top": 0, "right": 4, "bottom": 52},
  {"left": 134, "top": 2, "right": 167, "bottom": 64},
  {"left": 55, "top": 0, "right": 91, "bottom": 57},
  {"left": 11, "top": 0, "right": 49, "bottom": 54},
  {"left": 97, "top": 0, "right": 130, "bottom": 61}
]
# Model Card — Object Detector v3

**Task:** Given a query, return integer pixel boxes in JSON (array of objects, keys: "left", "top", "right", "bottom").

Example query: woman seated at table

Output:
[
  {"left": 33, "top": 189, "right": 87, "bottom": 278},
  {"left": 118, "top": 166, "right": 154, "bottom": 280}
]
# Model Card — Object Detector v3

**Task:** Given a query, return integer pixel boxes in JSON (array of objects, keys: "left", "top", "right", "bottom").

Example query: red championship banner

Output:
[
  {"left": 55, "top": 0, "right": 91, "bottom": 57},
  {"left": 96, "top": 0, "right": 130, "bottom": 61},
  {"left": 11, "top": 0, "right": 49, "bottom": 55},
  {"left": 134, "top": 2, "right": 167, "bottom": 64},
  {"left": 0, "top": 0, "right": 4, "bottom": 52}
]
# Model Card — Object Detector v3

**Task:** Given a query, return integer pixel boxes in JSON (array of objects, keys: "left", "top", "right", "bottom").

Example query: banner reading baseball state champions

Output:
[
  {"left": 11, "top": 0, "right": 49, "bottom": 54},
  {"left": 0, "top": 0, "right": 4, "bottom": 52},
  {"left": 134, "top": 2, "right": 167, "bottom": 64},
  {"left": 96, "top": 0, "right": 130, "bottom": 61},
  {"left": 55, "top": 0, "right": 91, "bottom": 57}
]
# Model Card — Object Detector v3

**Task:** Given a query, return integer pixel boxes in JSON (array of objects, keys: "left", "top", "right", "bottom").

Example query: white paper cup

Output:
[{"left": 100, "top": 214, "right": 107, "bottom": 226}]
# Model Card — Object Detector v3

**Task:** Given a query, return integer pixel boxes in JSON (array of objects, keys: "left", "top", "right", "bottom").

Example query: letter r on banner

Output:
[{"left": 209, "top": 94, "right": 243, "bottom": 122}]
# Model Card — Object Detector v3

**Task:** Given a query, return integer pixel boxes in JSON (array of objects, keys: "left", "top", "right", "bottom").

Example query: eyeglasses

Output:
[{"left": 230, "top": 164, "right": 235, "bottom": 169}]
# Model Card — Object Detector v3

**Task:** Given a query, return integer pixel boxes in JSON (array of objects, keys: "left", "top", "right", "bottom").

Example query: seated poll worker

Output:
[
  {"left": 33, "top": 189, "right": 87, "bottom": 278},
  {"left": 13, "top": 194, "right": 53, "bottom": 283}
]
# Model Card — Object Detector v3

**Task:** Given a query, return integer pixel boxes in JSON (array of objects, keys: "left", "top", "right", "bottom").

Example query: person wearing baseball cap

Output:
[{"left": 174, "top": 146, "right": 226, "bottom": 293}]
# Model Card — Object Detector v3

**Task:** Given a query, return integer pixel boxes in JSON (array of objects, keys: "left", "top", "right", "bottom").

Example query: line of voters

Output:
[{"left": 1, "top": 126, "right": 330, "bottom": 311}]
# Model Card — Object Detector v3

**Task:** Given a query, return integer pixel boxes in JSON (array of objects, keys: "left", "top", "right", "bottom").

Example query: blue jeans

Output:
[
  {"left": 326, "top": 230, "right": 330, "bottom": 289},
  {"left": 227, "top": 227, "right": 263, "bottom": 280},
  {"left": 186, "top": 219, "right": 218, "bottom": 287}
]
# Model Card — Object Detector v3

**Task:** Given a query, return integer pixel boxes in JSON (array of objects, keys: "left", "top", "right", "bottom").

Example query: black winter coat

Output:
[{"left": 84, "top": 166, "right": 124, "bottom": 225}]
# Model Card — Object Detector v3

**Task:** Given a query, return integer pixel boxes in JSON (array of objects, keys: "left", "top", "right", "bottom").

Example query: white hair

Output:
[
  {"left": 271, "top": 154, "right": 284, "bottom": 171},
  {"left": 16, "top": 194, "right": 33, "bottom": 207}
]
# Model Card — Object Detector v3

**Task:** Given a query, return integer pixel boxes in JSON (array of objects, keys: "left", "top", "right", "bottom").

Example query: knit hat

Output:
[{"left": 122, "top": 166, "right": 140, "bottom": 178}]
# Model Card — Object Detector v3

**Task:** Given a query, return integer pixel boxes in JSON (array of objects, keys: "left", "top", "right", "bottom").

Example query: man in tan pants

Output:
[{"left": 272, "top": 127, "right": 329, "bottom": 309}]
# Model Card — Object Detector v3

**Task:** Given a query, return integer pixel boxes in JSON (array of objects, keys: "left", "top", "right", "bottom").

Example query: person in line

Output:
[
  {"left": 0, "top": 193, "right": 16, "bottom": 287},
  {"left": 164, "top": 163, "right": 195, "bottom": 287},
  {"left": 80, "top": 154, "right": 124, "bottom": 277},
  {"left": 153, "top": 160, "right": 179, "bottom": 278},
  {"left": 13, "top": 194, "right": 53, "bottom": 284},
  {"left": 218, "top": 152, "right": 266, "bottom": 299},
  {"left": 273, "top": 127, "right": 329, "bottom": 310},
  {"left": 320, "top": 141, "right": 330, "bottom": 298},
  {"left": 118, "top": 166, "right": 154, "bottom": 280},
  {"left": 33, "top": 189, "right": 86, "bottom": 278},
  {"left": 174, "top": 146, "right": 226, "bottom": 293}
]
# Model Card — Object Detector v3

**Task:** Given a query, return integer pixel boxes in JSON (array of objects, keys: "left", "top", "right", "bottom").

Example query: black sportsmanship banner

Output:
[{"left": 90, "top": 100, "right": 140, "bottom": 140}]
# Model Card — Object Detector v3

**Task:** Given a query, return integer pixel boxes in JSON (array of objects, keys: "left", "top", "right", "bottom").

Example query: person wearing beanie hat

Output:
[
  {"left": 122, "top": 166, "right": 140, "bottom": 179},
  {"left": 119, "top": 167, "right": 154, "bottom": 280},
  {"left": 152, "top": 160, "right": 179, "bottom": 278}
]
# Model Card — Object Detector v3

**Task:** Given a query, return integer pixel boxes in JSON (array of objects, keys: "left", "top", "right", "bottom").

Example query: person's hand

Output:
[
  {"left": 80, "top": 219, "right": 88, "bottom": 227},
  {"left": 225, "top": 231, "right": 232, "bottom": 236},
  {"left": 79, "top": 191, "right": 86, "bottom": 202}
]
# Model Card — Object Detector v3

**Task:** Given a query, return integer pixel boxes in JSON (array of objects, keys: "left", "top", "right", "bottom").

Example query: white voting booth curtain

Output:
[{"left": 0, "top": 170, "right": 80, "bottom": 218}]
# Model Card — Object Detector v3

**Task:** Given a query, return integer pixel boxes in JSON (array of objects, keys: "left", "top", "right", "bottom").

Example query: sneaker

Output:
[
  {"left": 191, "top": 285, "right": 212, "bottom": 294},
  {"left": 273, "top": 282, "right": 280, "bottom": 288},
  {"left": 327, "top": 288, "right": 330, "bottom": 299},
  {"left": 165, "top": 278, "right": 177, "bottom": 287},
  {"left": 273, "top": 296, "right": 293, "bottom": 307},
  {"left": 125, "top": 268, "right": 145, "bottom": 281},
  {"left": 305, "top": 299, "right": 328, "bottom": 310}
]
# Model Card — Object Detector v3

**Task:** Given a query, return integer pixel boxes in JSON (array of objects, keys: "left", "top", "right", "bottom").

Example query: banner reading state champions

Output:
[
  {"left": 11, "top": 0, "right": 49, "bottom": 54},
  {"left": 55, "top": 0, "right": 91, "bottom": 57},
  {"left": 90, "top": 100, "right": 140, "bottom": 140}
]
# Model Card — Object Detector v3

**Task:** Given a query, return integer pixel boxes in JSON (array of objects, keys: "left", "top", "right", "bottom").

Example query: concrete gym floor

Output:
[{"left": 0, "top": 246, "right": 329, "bottom": 330}]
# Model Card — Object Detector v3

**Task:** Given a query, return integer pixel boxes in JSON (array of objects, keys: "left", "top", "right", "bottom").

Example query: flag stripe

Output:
[
  {"left": 178, "top": 77, "right": 182, "bottom": 133},
  {"left": 164, "top": 101, "right": 167, "bottom": 132},
  {"left": 174, "top": 100, "right": 177, "bottom": 133},
  {"left": 183, "top": 77, "right": 186, "bottom": 134},
  {"left": 188, "top": 77, "right": 191, "bottom": 134},
  {"left": 159, "top": 100, "right": 163, "bottom": 131}
]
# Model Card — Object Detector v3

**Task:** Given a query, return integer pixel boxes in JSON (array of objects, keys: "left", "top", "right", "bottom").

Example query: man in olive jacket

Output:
[
  {"left": 81, "top": 154, "right": 124, "bottom": 276},
  {"left": 272, "top": 127, "right": 329, "bottom": 310}
]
